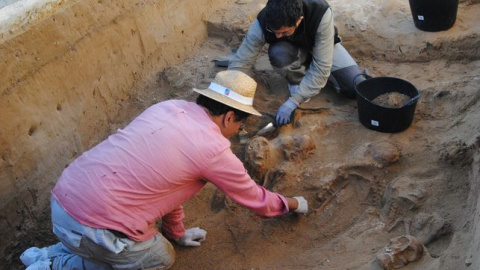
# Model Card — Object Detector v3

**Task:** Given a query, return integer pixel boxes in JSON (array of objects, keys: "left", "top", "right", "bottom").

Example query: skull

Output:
[{"left": 376, "top": 235, "right": 424, "bottom": 269}]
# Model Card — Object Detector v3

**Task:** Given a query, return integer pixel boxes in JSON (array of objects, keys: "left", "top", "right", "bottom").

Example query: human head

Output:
[
  {"left": 193, "top": 70, "right": 261, "bottom": 116},
  {"left": 265, "top": 0, "right": 303, "bottom": 31},
  {"left": 194, "top": 70, "right": 261, "bottom": 138},
  {"left": 245, "top": 136, "right": 275, "bottom": 181},
  {"left": 196, "top": 95, "right": 249, "bottom": 122}
]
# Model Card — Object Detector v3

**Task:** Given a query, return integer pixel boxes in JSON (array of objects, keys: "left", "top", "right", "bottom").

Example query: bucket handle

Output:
[
  {"left": 353, "top": 73, "right": 372, "bottom": 89},
  {"left": 403, "top": 92, "right": 421, "bottom": 107},
  {"left": 353, "top": 73, "right": 372, "bottom": 98}
]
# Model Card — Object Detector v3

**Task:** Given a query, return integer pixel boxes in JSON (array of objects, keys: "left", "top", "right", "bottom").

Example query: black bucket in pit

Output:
[
  {"left": 354, "top": 76, "right": 421, "bottom": 133},
  {"left": 408, "top": 0, "right": 459, "bottom": 32}
]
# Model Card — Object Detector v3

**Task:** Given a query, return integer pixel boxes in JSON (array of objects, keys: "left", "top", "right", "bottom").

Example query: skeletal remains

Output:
[{"left": 240, "top": 131, "right": 449, "bottom": 269}]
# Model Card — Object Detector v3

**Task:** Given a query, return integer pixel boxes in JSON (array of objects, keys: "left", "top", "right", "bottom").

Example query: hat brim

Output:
[{"left": 193, "top": 88, "right": 262, "bottom": 116}]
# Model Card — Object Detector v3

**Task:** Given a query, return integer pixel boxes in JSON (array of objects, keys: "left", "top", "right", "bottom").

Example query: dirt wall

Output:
[
  {"left": 468, "top": 144, "right": 480, "bottom": 268},
  {"left": 0, "top": 0, "right": 228, "bottom": 261}
]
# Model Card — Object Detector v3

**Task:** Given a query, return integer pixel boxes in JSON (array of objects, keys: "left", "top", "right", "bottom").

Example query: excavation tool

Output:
[
  {"left": 212, "top": 49, "right": 237, "bottom": 67},
  {"left": 256, "top": 103, "right": 330, "bottom": 137},
  {"left": 256, "top": 122, "right": 276, "bottom": 136}
]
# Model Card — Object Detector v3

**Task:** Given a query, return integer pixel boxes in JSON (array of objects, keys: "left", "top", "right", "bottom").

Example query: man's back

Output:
[{"left": 52, "top": 100, "right": 230, "bottom": 241}]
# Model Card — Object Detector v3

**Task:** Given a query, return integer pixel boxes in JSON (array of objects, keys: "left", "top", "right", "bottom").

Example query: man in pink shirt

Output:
[{"left": 21, "top": 70, "right": 308, "bottom": 270}]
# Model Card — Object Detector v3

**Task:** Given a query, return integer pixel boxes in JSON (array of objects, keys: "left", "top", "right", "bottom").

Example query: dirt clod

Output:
[{"left": 372, "top": 92, "right": 411, "bottom": 108}]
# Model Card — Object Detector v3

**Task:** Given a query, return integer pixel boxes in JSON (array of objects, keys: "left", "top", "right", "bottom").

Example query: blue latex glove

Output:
[
  {"left": 288, "top": 84, "right": 300, "bottom": 96},
  {"left": 275, "top": 98, "right": 299, "bottom": 126}
]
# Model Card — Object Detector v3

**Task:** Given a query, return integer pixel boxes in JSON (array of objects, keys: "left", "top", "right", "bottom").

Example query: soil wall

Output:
[
  {"left": 468, "top": 144, "right": 480, "bottom": 269},
  {"left": 0, "top": 0, "right": 226, "bottom": 261}
]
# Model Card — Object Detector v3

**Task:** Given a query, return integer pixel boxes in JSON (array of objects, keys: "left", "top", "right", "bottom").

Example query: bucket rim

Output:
[{"left": 354, "top": 75, "right": 421, "bottom": 109}]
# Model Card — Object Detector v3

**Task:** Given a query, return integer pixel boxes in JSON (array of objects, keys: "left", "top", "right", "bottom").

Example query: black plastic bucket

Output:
[
  {"left": 354, "top": 76, "right": 421, "bottom": 133},
  {"left": 409, "top": 0, "right": 459, "bottom": 31}
]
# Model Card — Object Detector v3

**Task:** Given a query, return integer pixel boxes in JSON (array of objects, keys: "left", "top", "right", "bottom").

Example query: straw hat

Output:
[{"left": 193, "top": 70, "right": 261, "bottom": 116}]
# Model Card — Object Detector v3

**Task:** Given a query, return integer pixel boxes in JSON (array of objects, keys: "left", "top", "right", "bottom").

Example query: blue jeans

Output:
[{"left": 50, "top": 197, "right": 175, "bottom": 270}]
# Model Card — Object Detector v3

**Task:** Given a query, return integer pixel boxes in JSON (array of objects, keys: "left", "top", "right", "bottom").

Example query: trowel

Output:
[
  {"left": 212, "top": 48, "right": 237, "bottom": 67},
  {"left": 256, "top": 122, "right": 277, "bottom": 136}
]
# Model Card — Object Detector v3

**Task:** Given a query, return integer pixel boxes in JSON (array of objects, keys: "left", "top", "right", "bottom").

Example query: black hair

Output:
[
  {"left": 265, "top": 0, "right": 303, "bottom": 30},
  {"left": 196, "top": 95, "right": 250, "bottom": 122}
]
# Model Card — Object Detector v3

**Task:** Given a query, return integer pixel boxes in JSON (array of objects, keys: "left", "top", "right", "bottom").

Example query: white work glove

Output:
[
  {"left": 293, "top": 196, "right": 308, "bottom": 214},
  {"left": 21, "top": 247, "right": 48, "bottom": 266},
  {"left": 175, "top": 227, "right": 207, "bottom": 247}
]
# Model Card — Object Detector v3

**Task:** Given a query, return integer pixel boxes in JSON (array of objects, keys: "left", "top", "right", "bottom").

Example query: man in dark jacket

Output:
[{"left": 229, "top": 0, "right": 366, "bottom": 126}]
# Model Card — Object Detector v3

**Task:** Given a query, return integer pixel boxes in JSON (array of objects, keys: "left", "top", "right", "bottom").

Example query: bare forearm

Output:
[{"left": 286, "top": 197, "right": 299, "bottom": 212}]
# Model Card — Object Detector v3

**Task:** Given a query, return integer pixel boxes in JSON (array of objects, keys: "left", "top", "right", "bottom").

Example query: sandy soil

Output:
[
  {"left": 164, "top": 1, "right": 480, "bottom": 269},
  {"left": 7, "top": 0, "right": 480, "bottom": 269}
]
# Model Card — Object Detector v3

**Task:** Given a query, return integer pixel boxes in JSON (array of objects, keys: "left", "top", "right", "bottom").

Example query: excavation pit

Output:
[{"left": 2, "top": 0, "right": 480, "bottom": 269}]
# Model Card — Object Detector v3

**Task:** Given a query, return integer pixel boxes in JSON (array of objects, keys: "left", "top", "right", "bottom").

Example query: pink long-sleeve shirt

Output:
[{"left": 52, "top": 100, "right": 289, "bottom": 242}]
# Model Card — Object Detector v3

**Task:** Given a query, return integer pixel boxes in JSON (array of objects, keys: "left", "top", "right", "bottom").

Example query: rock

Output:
[{"left": 159, "top": 66, "right": 188, "bottom": 89}]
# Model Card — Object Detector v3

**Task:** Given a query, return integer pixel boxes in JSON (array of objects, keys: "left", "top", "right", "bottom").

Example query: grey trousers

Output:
[
  {"left": 268, "top": 41, "right": 365, "bottom": 99},
  {"left": 49, "top": 197, "right": 175, "bottom": 270}
]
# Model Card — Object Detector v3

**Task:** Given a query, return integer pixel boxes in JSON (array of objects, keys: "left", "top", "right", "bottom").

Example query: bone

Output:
[
  {"left": 375, "top": 235, "right": 425, "bottom": 269},
  {"left": 245, "top": 134, "right": 316, "bottom": 182},
  {"left": 411, "top": 212, "right": 451, "bottom": 245},
  {"left": 381, "top": 176, "right": 427, "bottom": 227}
]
